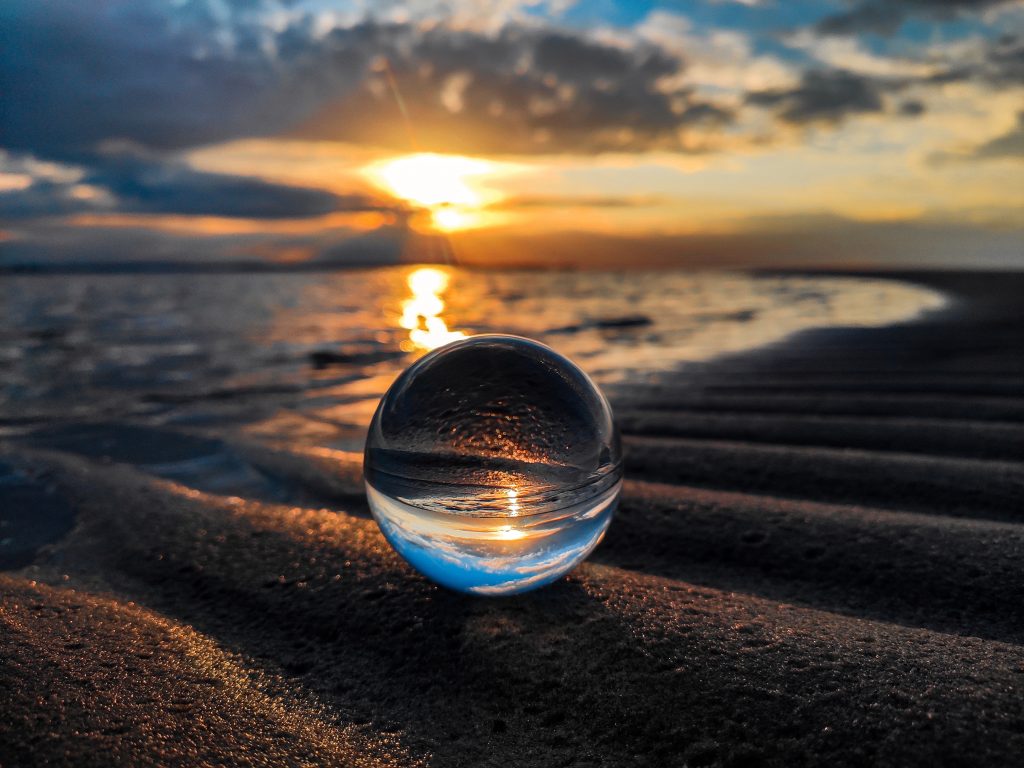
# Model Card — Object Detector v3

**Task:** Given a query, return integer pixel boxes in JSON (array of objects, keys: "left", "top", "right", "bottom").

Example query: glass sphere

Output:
[{"left": 364, "top": 334, "right": 622, "bottom": 595}]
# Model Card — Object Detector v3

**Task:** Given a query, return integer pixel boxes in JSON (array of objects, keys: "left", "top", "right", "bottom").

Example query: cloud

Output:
[
  {"left": 289, "top": 23, "right": 733, "bottom": 154},
  {"left": 972, "top": 111, "right": 1024, "bottom": 158},
  {"left": 84, "top": 158, "right": 386, "bottom": 218},
  {"left": 927, "top": 32, "right": 1024, "bottom": 87},
  {"left": 746, "top": 69, "right": 886, "bottom": 124},
  {"left": 0, "top": 152, "right": 393, "bottom": 221},
  {"left": 0, "top": 180, "right": 109, "bottom": 220},
  {"left": 899, "top": 99, "right": 926, "bottom": 116},
  {"left": 6, "top": 0, "right": 1009, "bottom": 165},
  {"left": 816, "top": 0, "right": 1015, "bottom": 36},
  {"left": 784, "top": 31, "right": 939, "bottom": 79},
  {"left": 636, "top": 11, "right": 797, "bottom": 93},
  {"left": 0, "top": 0, "right": 374, "bottom": 160},
  {"left": 931, "top": 110, "right": 1024, "bottom": 163},
  {"left": 0, "top": 217, "right": 437, "bottom": 269},
  {"left": 1, "top": 1, "right": 735, "bottom": 161},
  {"left": 750, "top": 31, "right": 1024, "bottom": 128}
]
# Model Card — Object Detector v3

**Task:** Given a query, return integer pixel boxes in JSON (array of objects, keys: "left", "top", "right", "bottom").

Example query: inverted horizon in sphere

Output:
[{"left": 364, "top": 335, "right": 623, "bottom": 595}]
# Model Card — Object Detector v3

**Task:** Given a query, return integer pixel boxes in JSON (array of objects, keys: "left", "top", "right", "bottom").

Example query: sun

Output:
[
  {"left": 363, "top": 153, "right": 518, "bottom": 231},
  {"left": 366, "top": 154, "right": 491, "bottom": 208}
]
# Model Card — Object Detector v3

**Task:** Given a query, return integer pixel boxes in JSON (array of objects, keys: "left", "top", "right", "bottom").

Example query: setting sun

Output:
[
  {"left": 363, "top": 153, "right": 520, "bottom": 231},
  {"left": 366, "top": 154, "right": 491, "bottom": 208}
]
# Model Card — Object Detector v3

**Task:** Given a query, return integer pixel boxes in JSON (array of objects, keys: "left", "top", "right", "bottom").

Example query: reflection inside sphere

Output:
[{"left": 364, "top": 335, "right": 622, "bottom": 595}]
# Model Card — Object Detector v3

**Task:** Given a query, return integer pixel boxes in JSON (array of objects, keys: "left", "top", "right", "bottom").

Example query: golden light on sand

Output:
[
  {"left": 364, "top": 153, "right": 517, "bottom": 231},
  {"left": 400, "top": 267, "right": 467, "bottom": 351}
]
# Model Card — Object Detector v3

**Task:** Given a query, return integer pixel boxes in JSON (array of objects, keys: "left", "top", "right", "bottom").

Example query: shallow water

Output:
[
  {"left": 0, "top": 266, "right": 945, "bottom": 570},
  {"left": 0, "top": 266, "right": 945, "bottom": 428}
]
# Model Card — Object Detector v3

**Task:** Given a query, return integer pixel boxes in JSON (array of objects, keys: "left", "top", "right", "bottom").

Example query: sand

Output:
[{"left": 2, "top": 270, "right": 1024, "bottom": 766}]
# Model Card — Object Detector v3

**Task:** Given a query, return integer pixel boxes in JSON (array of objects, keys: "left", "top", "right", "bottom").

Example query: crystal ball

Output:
[{"left": 364, "top": 335, "right": 622, "bottom": 595}]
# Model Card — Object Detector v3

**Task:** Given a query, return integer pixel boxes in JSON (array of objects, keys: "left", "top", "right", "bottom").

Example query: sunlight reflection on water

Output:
[
  {"left": 0, "top": 267, "right": 946, "bottom": 424},
  {"left": 398, "top": 267, "right": 466, "bottom": 351},
  {"left": 372, "top": 266, "right": 946, "bottom": 384}
]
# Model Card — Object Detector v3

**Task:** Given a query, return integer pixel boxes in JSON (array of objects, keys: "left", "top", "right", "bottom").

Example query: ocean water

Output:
[{"left": 0, "top": 267, "right": 946, "bottom": 432}]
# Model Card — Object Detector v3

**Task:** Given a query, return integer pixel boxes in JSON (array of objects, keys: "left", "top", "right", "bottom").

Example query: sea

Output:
[{"left": 1, "top": 266, "right": 946, "bottom": 435}]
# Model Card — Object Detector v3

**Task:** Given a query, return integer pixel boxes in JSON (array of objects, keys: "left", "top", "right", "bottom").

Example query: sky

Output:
[{"left": 1, "top": 0, "right": 1022, "bottom": 269}]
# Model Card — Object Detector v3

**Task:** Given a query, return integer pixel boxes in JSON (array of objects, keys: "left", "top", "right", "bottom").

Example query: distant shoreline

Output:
[{"left": 5, "top": 261, "right": 1024, "bottom": 277}]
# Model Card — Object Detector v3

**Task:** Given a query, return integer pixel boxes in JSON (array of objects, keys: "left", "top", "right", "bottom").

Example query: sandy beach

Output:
[{"left": 2, "top": 270, "right": 1024, "bottom": 766}]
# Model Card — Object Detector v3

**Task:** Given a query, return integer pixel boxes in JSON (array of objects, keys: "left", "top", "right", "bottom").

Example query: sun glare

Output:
[
  {"left": 368, "top": 154, "right": 490, "bottom": 208},
  {"left": 431, "top": 207, "right": 475, "bottom": 231},
  {"left": 364, "top": 153, "right": 517, "bottom": 231}
]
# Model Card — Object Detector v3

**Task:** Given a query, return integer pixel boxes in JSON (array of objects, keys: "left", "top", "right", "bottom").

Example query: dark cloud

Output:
[
  {"left": 0, "top": 0, "right": 348, "bottom": 160},
  {"left": 291, "top": 24, "right": 730, "bottom": 154},
  {"left": 746, "top": 69, "right": 885, "bottom": 124},
  {"left": 1, "top": 1, "right": 731, "bottom": 161},
  {"left": 816, "top": 0, "right": 1012, "bottom": 36},
  {"left": 899, "top": 100, "right": 926, "bottom": 116},
  {"left": 0, "top": 218, "right": 443, "bottom": 271},
  {"left": 751, "top": 32, "right": 1020, "bottom": 130},
  {"left": 816, "top": 4, "right": 905, "bottom": 36},
  {"left": 0, "top": 154, "right": 390, "bottom": 220},
  {"left": 987, "top": 33, "right": 1024, "bottom": 84},
  {"left": 1, "top": 4, "right": 539, "bottom": 162},
  {"left": 0, "top": 180, "right": 99, "bottom": 220},
  {"left": 533, "top": 31, "right": 657, "bottom": 82},
  {"left": 84, "top": 158, "right": 385, "bottom": 218},
  {"left": 927, "top": 33, "right": 1024, "bottom": 87}
]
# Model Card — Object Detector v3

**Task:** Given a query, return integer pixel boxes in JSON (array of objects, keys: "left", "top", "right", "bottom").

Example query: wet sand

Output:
[{"left": 3, "top": 270, "right": 1024, "bottom": 766}]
